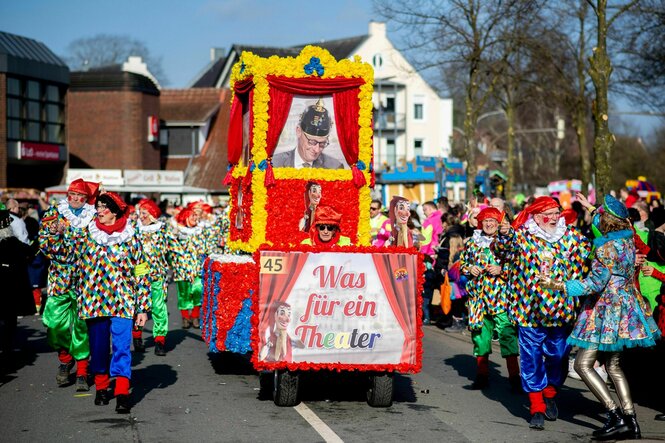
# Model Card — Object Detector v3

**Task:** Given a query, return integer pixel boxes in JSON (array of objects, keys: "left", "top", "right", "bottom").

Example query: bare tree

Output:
[
  {"left": 377, "top": 0, "right": 537, "bottom": 195},
  {"left": 63, "top": 34, "right": 168, "bottom": 86},
  {"left": 586, "top": 0, "right": 639, "bottom": 202}
]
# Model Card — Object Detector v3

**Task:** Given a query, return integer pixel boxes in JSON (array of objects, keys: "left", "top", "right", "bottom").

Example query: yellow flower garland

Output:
[{"left": 229, "top": 46, "right": 374, "bottom": 251}]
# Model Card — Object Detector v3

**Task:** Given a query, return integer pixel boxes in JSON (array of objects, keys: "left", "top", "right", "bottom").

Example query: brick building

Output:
[
  {"left": 67, "top": 58, "right": 161, "bottom": 171},
  {"left": 0, "top": 31, "right": 69, "bottom": 189},
  {"left": 160, "top": 88, "right": 230, "bottom": 194}
]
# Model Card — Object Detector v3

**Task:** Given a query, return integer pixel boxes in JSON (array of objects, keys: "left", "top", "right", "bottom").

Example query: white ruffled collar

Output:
[
  {"left": 138, "top": 221, "right": 163, "bottom": 233},
  {"left": 88, "top": 220, "right": 135, "bottom": 246},
  {"left": 472, "top": 230, "right": 495, "bottom": 248},
  {"left": 525, "top": 216, "right": 566, "bottom": 243},
  {"left": 176, "top": 224, "right": 202, "bottom": 239},
  {"left": 57, "top": 199, "right": 96, "bottom": 229}
]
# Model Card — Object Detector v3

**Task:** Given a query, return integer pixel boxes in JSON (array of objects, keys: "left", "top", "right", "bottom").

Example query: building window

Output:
[
  {"left": 372, "top": 53, "right": 383, "bottom": 69},
  {"left": 414, "top": 103, "right": 424, "bottom": 120},
  {"left": 386, "top": 138, "right": 396, "bottom": 169},
  {"left": 6, "top": 76, "right": 65, "bottom": 143},
  {"left": 167, "top": 127, "right": 200, "bottom": 156},
  {"left": 414, "top": 139, "right": 423, "bottom": 158}
]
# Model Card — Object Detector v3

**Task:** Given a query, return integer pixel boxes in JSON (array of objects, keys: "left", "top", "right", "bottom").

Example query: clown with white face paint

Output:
[
  {"left": 495, "top": 196, "right": 592, "bottom": 431},
  {"left": 39, "top": 178, "right": 99, "bottom": 393},
  {"left": 373, "top": 196, "right": 414, "bottom": 248}
]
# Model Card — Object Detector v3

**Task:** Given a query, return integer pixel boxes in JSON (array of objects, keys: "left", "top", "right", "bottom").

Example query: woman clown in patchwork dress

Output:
[
  {"left": 133, "top": 199, "right": 184, "bottom": 355},
  {"left": 541, "top": 195, "right": 660, "bottom": 441},
  {"left": 460, "top": 207, "right": 520, "bottom": 391}
]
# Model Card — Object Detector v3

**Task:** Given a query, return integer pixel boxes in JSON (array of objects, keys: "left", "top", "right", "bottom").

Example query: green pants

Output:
[
  {"left": 42, "top": 290, "right": 90, "bottom": 360},
  {"left": 176, "top": 278, "right": 202, "bottom": 311},
  {"left": 471, "top": 311, "right": 518, "bottom": 357},
  {"left": 151, "top": 280, "right": 169, "bottom": 337}
]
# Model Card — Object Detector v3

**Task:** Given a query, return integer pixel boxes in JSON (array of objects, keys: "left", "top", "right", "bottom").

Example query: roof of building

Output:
[
  {"left": 163, "top": 89, "right": 232, "bottom": 192},
  {"left": 0, "top": 31, "right": 69, "bottom": 83},
  {"left": 190, "top": 56, "right": 226, "bottom": 88},
  {"left": 70, "top": 70, "right": 160, "bottom": 95},
  {"left": 0, "top": 31, "right": 67, "bottom": 66},
  {"left": 190, "top": 35, "right": 368, "bottom": 88},
  {"left": 294, "top": 35, "right": 368, "bottom": 60},
  {"left": 160, "top": 88, "right": 222, "bottom": 122}
]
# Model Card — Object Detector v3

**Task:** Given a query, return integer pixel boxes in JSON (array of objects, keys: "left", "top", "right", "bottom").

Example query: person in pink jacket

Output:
[{"left": 420, "top": 201, "right": 443, "bottom": 258}]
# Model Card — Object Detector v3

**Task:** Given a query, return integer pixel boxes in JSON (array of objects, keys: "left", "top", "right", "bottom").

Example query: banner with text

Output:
[{"left": 256, "top": 251, "right": 419, "bottom": 370}]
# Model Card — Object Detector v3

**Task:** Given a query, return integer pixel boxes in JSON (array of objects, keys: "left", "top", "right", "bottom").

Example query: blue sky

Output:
[
  {"left": 1, "top": 0, "right": 661, "bottom": 138},
  {"left": 0, "top": 0, "right": 376, "bottom": 87}
]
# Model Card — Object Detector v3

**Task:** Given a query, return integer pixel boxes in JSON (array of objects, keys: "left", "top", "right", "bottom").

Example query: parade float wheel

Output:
[
  {"left": 367, "top": 372, "right": 393, "bottom": 407},
  {"left": 273, "top": 370, "right": 300, "bottom": 407}
]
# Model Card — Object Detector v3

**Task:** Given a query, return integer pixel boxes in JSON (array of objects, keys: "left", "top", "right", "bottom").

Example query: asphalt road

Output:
[{"left": 1, "top": 284, "right": 664, "bottom": 443}]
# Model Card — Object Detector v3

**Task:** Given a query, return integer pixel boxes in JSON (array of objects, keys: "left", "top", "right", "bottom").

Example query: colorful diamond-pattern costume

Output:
[
  {"left": 461, "top": 230, "right": 519, "bottom": 382},
  {"left": 137, "top": 221, "right": 184, "bottom": 337},
  {"left": 495, "top": 217, "right": 591, "bottom": 405},
  {"left": 460, "top": 232, "right": 511, "bottom": 330},
  {"left": 170, "top": 221, "right": 206, "bottom": 313},
  {"left": 72, "top": 222, "right": 151, "bottom": 320},
  {"left": 38, "top": 200, "right": 96, "bottom": 361},
  {"left": 495, "top": 222, "right": 591, "bottom": 328}
]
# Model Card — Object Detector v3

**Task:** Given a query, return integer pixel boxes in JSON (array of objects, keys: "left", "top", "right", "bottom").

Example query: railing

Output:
[{"left": 373, "top": 111, "right": 406, "bottom": 131}]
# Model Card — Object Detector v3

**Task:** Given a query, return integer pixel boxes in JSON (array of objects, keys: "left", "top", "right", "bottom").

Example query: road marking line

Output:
[{"left": 294, "top": 403, "right": 344, "bottom": 443}]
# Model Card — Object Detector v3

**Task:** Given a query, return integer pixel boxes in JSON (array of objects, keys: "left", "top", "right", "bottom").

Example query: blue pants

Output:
[
  {"left": 518, "top": 325, "right": 570, "bottom": 393},
  {"left": 87, "top": 317, "right": 132, "bottom": 379}
]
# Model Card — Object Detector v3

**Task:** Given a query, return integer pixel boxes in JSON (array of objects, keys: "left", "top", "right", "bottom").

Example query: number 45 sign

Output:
[{"left": 260, "top": 256, "right": 288, "bottom": 274}]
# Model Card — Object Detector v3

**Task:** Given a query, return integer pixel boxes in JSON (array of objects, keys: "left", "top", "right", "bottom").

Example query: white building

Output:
[
  {"left": 190, "top": 21, "right": 453, "bottom": 175},
  {"left": 356, "top": 22, "right": 453, "bottom": 172}
]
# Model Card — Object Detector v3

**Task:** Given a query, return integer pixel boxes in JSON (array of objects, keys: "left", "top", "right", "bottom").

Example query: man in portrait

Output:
[{"left": 272, "top": 98, "right": 344, "bottom": 169}]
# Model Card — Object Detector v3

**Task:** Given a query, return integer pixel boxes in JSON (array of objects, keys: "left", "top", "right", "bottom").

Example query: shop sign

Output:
[
  {"left": 124, "top": 170, "right": 184, "bottom": 186},
  {"left": 20, "top": 142, "right": 61, "bottom": 162}
]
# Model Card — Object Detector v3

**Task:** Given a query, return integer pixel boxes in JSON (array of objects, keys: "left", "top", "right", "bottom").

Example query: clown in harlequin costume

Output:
[
  {"left": 495, "top": 196, "right": 591, "bottom": 430},
  {"left": 373, "top": 196, "right": 413, "bottom": 248},
  {"left": 171, "top": 207, "right": 205, "bottom": 329},
  {"left": 190, "top": 201, "right": 220, "bottom": 255},
  {"left": 50, "top": 192, "right": 150, "bottom": 413},
  {"left": 299, "top": 181, "right": 322, "bottom": 232},
  {"left": 39, "top": 178, "right": 98, "bottom": 391},
  {"left": 301, "top": 206, "right": 351, "bottom": 246},
  {"left": 541, "top": 195, "right": 660, "bottom": 441},
  {"left": 133, "top": 199, "right": 185, "bottom": 356},
  {"left": 460, "top": 207, "right": 520, "bottom": 391}
]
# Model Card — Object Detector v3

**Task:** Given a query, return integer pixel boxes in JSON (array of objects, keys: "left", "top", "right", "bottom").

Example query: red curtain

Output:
[
  {"left": 224, "top": 78, "right": 254, "bottom": 185},
  {"left": 333, "top": 88, "right": 364, "bottom": 186},
  {"left": 263, "top": 88, "right": 293, "bottom": 186},
  {"left": 267, "top": 76, "right": 364, "bottom": 94},
  {"left": 370, "top": 253, "right": 418, "bottom": 365},
  {"left": 257, "top": 251, "right": 309, "bottom": 352},
  {"left": 265, "top": 76, "right": 366, "bottom": 185}
]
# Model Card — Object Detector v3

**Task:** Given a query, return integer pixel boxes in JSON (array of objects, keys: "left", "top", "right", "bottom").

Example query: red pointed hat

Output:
[
  {"left": 477, "top": 207, "right": 503, "bottom": 224},
  {"left": 512, "top": 196, "right": 559, "bottom": 228},
  {"left": 139, "top": 199, "right": 161, "bottom": 219},
  {"left": 313, "top": 206, "right": 341, "bottom": 226},
  {"left": 68, "top": 178, "right": 100, "bottom": 204}
]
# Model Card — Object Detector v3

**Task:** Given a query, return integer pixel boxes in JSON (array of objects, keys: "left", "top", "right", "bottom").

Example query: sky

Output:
[
  {"left": 1, "top": 0, "right": 662, "bottom": 139},
  {"left": 0, "top": 0, "right": 376, "bottom": 88}
]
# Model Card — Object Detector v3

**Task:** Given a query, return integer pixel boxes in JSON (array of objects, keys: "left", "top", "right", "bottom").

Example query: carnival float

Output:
[{"left": 201, "top": 47, "right": 423, "bottom": 407}]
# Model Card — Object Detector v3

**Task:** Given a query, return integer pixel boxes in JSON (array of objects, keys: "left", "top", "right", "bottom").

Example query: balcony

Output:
[{"left": 373, "top": 111, "right": 406, "bottom": 131}]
